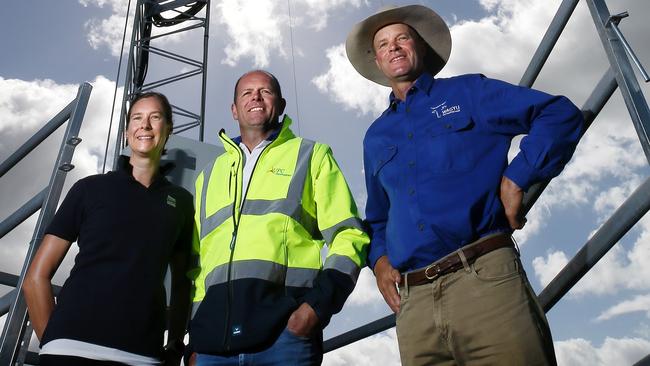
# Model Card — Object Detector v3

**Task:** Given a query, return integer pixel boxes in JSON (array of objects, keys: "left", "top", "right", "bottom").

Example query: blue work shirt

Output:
[{"left": 363, "top": 73, "right": 583, "bottom": 272}]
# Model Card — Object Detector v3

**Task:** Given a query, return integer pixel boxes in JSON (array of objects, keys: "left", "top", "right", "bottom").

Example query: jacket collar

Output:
[{"left": 220, "top": 115, "right": 295, "bottom": 154}]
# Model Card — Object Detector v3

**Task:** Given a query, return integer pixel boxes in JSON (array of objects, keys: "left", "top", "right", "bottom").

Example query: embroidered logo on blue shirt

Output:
[
  {"left": 166, "top": 195, "right": 176, "bottom": 207},
  {"left": 430, "top": 101, "right": 461, "bottom": 118}
]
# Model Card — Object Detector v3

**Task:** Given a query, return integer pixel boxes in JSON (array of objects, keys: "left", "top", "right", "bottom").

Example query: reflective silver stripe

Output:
[
  {"left": 200, "top": 140, "right": 316, "bottom": 239},
  {"left": 191, "top": 302, "right": 201, "bottom": 319},
  {"left": 324, "top": 254, "right": 361, "bottom": 284},
  {"left": 242, "top": 198, "right": 300, "bottom": 220},
  {"left": 202, "top": 259, "right": 318, "bottom": 288},
  {"left": 320, "top": 217, "right": 364, "bottom": 245},
  {"left": 237, "top": 139, "right": 317, "bottom": 231},
  {"left": 204, "top": 260, "right": 286, "bottom": 288},
  {"left": 285, "top": 267, "right": 319, "bottom": 288},
  {"left": 199, "top": 158, "right": 235, "bottom": 239},
  {"left": 200, "top": 205, "right": 232, "bottom": 239}
]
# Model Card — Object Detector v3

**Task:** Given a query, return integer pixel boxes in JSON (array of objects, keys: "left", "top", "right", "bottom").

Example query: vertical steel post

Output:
[{"left": 199, "top": 0, "right": 210, "bottom": 142}]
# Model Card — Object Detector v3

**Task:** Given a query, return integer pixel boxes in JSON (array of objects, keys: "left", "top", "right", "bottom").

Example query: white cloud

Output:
[
  {"left": 80, "top": 0, "right": 201, "bottom": 57},
  {"left": 216, "top": 0, "right": 364, "bottom": 68},
  {"left": 323, "top": 329, "right": 400, "bottom": 366},
  {"left": 532, "top": 250, "right": 569, "bottom": 287},
  {"left": 312, "top": 44, "right": 388, "bottom": 116},
  {"left": 216, "top": 0, "right": 285, "bottom": 67},
  {"left": 346, "top": 267, "right": 384, "bottom": 306},
  {"left": 78, "top": 0, "right": 365, "bottom": 71},
  {"left": 597, "top": 294, "right": 650, "bottom": 321},
  {"left": 555, "top": 337, "right": 650, "bottom": 366},
  {"left": 531, "top": 212, "right": 650, "bottom": 297},
  {"left": 292, "top": 0, "right": 365, "bottom": 32},
  {"left": 80, "top": 0, "right": 131, "bottom": 57}
]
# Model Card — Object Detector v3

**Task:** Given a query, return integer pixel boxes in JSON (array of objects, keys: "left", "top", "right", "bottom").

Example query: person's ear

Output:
[{"left": 231, "top": 103, "right": 238, "bottom": 120}]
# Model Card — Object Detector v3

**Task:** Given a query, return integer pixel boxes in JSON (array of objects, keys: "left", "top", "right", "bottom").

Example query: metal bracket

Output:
[{"left": 607, "top": 11, "right": 650, "bottom": 82}]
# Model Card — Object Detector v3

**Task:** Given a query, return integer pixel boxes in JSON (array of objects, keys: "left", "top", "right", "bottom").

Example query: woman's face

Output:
[{"left": 126, "top": 96, "right": 171, "bottom": 159}]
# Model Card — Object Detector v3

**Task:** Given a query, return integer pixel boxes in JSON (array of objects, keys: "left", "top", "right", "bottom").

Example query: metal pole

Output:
[
  {"left": 608, "top": 12, "right": 650, "bottom": 82},
  {"left": 587, "top": 0, "right": 650, "bottom": 164},
  {"left": 0, "top": 189, "right": 46, "bottom": 240},
  {"left": 113, "top": 0, "right": 141, "bottom": 170},
  {"left": 519, "top": 0, "right": 579, "bottom": 87},
  {"left": 323, "top": 314, "right": 395, "bottom": 353},
  {"left": 0, "top": 103, "right": 73, "bottom": 179},
  {"left": 199, "top": 0, "right": 210, "bottom": 142},
  {"left": 538, "top": 176, "right": 650, "bottom": 312}
]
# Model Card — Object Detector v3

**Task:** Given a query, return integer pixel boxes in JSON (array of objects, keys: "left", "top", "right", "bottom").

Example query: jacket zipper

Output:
[{"left": 221, "top": 131, "right": 274, "bottom": 351}]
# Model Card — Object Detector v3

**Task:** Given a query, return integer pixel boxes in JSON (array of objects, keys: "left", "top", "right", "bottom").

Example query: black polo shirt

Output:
[{"left": 41, "top": 158, "right": 194, "bottom": 358}]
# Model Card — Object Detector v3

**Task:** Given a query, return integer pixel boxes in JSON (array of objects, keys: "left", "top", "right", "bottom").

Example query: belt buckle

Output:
[{"left": 424, "top": 263, "right": 441, "bottom": 280}]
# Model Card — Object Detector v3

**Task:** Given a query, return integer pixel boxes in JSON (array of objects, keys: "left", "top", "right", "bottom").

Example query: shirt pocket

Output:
[
  {"left": 372, "top": 145, "right": 398, "bottom": 176},
  {"left": 372, "top": 145, "right": 400, "bottom": 188},
  {"left": 426, "top": 115, "right": 476, "bottom": 175}
]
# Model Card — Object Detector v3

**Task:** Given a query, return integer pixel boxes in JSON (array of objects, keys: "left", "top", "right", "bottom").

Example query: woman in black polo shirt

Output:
[{"left": 23, "top": 92, "right": 193, "bottom": 366}]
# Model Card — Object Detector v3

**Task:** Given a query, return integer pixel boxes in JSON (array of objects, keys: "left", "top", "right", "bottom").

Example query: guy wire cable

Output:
[
  {"left": 286, "top": 0, "right": 301, "bottom": 135},
  {"left": 102, "top": 0, "right": 132, "bottom": 173}
]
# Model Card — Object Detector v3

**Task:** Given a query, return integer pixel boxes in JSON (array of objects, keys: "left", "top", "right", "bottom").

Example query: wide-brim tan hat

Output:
[{"left": 346, "top": 5, "right": 452, "bottom": 86}]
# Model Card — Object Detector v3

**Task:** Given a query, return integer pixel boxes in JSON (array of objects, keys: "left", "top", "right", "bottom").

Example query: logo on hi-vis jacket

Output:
[{"left": 269, "top": 167, "right": 292, "bottom": 176}]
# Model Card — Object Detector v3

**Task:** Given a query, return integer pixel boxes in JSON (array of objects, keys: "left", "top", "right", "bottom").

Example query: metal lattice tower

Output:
[{"left": 112, "top": 0, "right": 211, "bottom": 170}]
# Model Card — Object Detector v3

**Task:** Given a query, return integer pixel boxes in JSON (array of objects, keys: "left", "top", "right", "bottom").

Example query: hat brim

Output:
[{"left": 346, "top": 5, "right": 452, "bottom": 87}]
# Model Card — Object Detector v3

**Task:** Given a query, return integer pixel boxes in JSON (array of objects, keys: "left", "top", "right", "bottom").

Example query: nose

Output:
[
  {"left": 140, "top": 115, "right": 153, "bottom": 129},
  {"left": 251, "top": 90, "right": 262, "bottom": 100}
]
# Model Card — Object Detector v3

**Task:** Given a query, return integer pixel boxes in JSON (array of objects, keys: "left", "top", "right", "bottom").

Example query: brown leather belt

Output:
[{"left": 400, "top": 234, "right": 514, "bottom": 287}]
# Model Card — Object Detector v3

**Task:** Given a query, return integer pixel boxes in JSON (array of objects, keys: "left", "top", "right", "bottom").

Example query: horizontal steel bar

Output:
[
  {"left": 142, "top": 45, "right": 203, "bottom": 67},
  {"left": 323, "top": 314, "right": 395, "bottom": 353},
  {"left": 139, "top": 68, "right": 202, "bottom": 91},
  {"left": 0, "top": 272, "right": 20, "bottom": 288},
  {"left": 0, "top": 189, "right": 46, "bottom": 240}
]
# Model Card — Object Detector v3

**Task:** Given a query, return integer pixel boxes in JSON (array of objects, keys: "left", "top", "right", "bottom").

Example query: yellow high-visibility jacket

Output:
[{"left": 190, "top": 116, "right": 369, "bottom": 354}]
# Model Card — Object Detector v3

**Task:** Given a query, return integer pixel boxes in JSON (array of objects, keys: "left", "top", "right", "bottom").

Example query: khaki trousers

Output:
[{"left": 396, "top": 247, "right": 556, "bottom": 366}]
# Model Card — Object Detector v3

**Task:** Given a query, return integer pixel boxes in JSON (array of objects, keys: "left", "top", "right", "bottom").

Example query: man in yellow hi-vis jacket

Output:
[{"left": 189, "top": 70, "right": 369, "bottom": 365}]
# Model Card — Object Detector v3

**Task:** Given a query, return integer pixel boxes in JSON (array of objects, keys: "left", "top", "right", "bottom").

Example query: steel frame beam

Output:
[{"left": 0, "top": 83, "right": 92, "bottom": 365}]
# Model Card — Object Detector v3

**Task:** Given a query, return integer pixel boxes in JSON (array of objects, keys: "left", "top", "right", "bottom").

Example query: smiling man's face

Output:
[
  {"left": 231, "top": 71, "right": 286, "bottom": 133},
  {"left": 373, "top": 23, "right": 426, "bottom": 84}
]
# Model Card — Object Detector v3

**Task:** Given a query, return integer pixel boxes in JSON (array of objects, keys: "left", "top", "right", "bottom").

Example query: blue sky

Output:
[{"left": 1, "top": 0, "right": 650, "bottom": 364}]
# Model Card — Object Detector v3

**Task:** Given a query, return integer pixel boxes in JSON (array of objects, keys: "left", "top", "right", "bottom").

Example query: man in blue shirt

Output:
[{"left": 346, "top": 5, "right": 583, "bottom": 365}]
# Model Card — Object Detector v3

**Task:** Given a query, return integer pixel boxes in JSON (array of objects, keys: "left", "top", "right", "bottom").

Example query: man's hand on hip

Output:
[
  {"left": 374, "top": 255, "right": 401, "bottom": 313},
  {"left": 287, "top": 302, "right": 319, "bottom": 337},
  {"left": 500, "top": 176, "right": 526, "bottom": 230}
]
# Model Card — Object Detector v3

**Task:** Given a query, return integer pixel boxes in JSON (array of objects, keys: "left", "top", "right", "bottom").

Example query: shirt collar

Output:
[
  {"left": 116, "top": 155, "right": 168, "bottom": 189},
  {"left": 232, "top": 126, "right": 281, "bottom": 145},
  {"left": 387, "top": 73, "right": 436, "bottom": 111}
]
